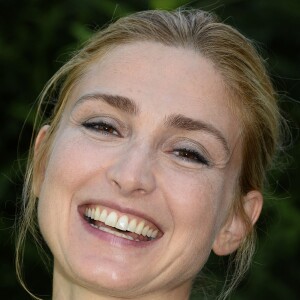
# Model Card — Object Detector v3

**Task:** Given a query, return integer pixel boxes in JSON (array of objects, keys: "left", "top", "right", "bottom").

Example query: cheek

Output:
[
  {"left": 37, "top": 128, "right": 119, "bottom": 217},
  {"left": 37, "top": 132, "right": 100, "bottom": 245},
  {"left": 163, "top": 169, "right": 227, "bottom": 243},
  {"left": 40, "top": 131, "right": 108, "bottom": 194},
  {"left": 168, "top": 168, "right": 224, "bottom": 210},
  {"left": 156, "top": 169, "right": 231, "bottom": 277}
]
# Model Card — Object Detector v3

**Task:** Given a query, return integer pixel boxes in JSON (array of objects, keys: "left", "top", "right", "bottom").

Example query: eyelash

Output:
[
  {"left": 82, "top": 121, "right": 210, "bottom": 166},
  {"left": 173, "top": 148, "right": 210, "bottom": 166},
  {"left": 82, "top": 121, "right": 120, "bottom": 136}
]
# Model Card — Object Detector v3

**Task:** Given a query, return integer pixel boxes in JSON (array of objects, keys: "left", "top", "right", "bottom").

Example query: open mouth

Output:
[{"left": 83, "top": 205, "right": 161, "bottom": 242}]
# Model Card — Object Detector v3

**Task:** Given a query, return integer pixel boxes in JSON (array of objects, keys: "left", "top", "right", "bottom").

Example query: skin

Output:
[{"left": 35, "top": 42, "right": 262, "bottom": 300}]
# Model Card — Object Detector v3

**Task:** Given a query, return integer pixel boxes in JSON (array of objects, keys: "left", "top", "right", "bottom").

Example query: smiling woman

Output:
[{"left": 16, "top": 9, "right": 283, "bottom": 300}]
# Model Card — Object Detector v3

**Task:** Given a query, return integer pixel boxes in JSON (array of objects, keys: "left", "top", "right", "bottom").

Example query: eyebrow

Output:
[
  {"left": 165, "top": 114, "right": 230, "bottom": 155},
  {"left": 74, "top": 92, "right": 139, "bottom": 115},
  {"left": 74, "top": 92, "right": 229, "bottom": 155}
]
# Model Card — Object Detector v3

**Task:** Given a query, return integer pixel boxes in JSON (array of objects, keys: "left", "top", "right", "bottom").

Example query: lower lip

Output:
[{"left": 79, "top": 211, "right": 160, "bottom": 248}]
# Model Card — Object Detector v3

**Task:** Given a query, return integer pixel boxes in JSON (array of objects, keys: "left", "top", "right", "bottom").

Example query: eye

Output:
[
  {"left": 82, "top": 121, "right": 120, "bottom": 137},
  {"left": 173, "top": 148, "right": 210, "bottom": 166}
]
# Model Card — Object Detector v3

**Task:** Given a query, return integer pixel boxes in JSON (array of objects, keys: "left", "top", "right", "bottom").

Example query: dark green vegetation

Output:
[{"left": 1, "top": 0, "right": 299, "bottom": 299}]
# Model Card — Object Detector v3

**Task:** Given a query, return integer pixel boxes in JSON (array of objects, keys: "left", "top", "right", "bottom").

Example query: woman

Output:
[{"left": 17, "top": 9, "right": 283, "bottom": 300}]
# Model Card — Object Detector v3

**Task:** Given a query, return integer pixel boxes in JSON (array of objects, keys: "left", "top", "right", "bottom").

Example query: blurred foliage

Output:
[{"left": 1, "top": 0, "right": 299, "bottom": 299}]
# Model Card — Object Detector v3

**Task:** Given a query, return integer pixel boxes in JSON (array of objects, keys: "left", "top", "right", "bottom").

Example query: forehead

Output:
[
  {"left": 68, "top": 42, "right": 241, "bottom": 147},
  {"left": 72, "top": 43, "right": 229, "bottom": 112},
  {"left": 91, "top": 42, "right": 222, "bottom": 91}
]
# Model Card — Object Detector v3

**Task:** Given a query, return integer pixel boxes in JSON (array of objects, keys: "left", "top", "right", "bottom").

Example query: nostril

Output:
[
  {"left": 136, "top": 188, "right": 146, "bottom": 195},
  {"left": 111, "top": 179, "right": 121, "bottom": 189},
  {"left": 106, "top": 153, "right": 156, "bottom": 195}
]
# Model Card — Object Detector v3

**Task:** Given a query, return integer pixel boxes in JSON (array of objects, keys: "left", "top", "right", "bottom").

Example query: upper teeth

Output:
[{"left": 85, "top": 207, "right": 159, "bottom": 239}]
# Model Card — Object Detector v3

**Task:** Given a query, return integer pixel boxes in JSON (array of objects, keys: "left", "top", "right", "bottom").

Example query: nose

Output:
[{"left": 106, "top": 143, "right": 156, "bottom": 197}]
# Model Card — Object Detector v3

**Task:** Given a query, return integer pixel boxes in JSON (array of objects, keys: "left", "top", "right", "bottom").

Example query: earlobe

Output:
[
  {"left": 33, "top": 125, "right": 50, "bottom": 197},
  {"left": 212, "top": 190, "right": 263, "bottom": 256}
]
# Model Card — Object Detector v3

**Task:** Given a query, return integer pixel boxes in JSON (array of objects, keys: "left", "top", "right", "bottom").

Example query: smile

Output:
[{"left": 84, "top": 205, "right": 160, "bottom": 242}]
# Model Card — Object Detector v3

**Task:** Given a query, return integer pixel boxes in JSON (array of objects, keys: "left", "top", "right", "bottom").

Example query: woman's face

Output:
[{"left": 37, "top": 42, "right": 242, "bottom": 298}]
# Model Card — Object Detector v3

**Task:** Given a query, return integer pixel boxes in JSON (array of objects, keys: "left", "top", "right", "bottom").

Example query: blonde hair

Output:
[{"left": 16, "top": 9, "right": 282, "bottom": 299}]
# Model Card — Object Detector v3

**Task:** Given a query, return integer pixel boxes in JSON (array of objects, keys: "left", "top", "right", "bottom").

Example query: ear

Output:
[
  {"left": 212, "top": 190, "right": 263, "bottom": 256},
  {"left": 33, "top": 125, "right": 50, "bottom": 197}
]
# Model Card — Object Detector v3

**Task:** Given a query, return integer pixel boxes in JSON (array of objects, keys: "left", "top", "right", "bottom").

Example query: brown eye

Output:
[
  {"left": 173, "top": 148, "right": 209, "bottom": 165},
  {"left": 83, "top": 121, "right": 120, "bottom": 136}
]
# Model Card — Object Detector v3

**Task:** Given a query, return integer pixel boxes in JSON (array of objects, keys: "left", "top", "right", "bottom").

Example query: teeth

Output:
[
  {"left": 116, "top": 215, "right": 129, "bottom": 231},
  {"left": 85, "top": 206, "right": 159, "bottom": 240},
  {"left": 91, "top": 208, "right": 95, "bottom": 219},
  {"left": 151, "top": 230, "right": 158, "bottom": 238},
  {"left": 87, "top": 208, "right": 92, "bottom": 218},
  {"left": 142, "top": 225, "right": 150, "bottom": 236},
  {"left": 147, "top": 228, "right": 153, "bottom": 237},
  {"left": 94, "top": 207, "right": 101, "bottom": 220},
  {"left": 105, "top": 212, "right": 118, "bottom": 227},
  {"left": 91, "top": 223, "right": 134, "bottom": 241},
  {"left": 127, "top": 219, "right": 137, "bottom": 233},
  {"left": 100, "top": 209, "right": 108, "bottom": 222},
  {"left": 135, "top": 221, "right": 145, "bottom": 235}
]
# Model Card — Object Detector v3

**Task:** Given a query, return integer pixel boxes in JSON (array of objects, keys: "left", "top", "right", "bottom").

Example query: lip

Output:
[{"left": 78, "top": 199, "right": 164, "bottom": 247}]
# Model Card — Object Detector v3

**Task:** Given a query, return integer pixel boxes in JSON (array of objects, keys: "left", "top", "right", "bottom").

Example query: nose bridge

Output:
[
  {"left": 107, "top": 139, "right": 156, "bottom": 195},
  {"left": 121, "top": 141, "right": 151, "bottom": 172}
]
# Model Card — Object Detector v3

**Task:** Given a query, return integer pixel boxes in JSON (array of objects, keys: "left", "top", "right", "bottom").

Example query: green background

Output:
[{"left": 1, "top": 0, "right": 299, "bottom": 299}]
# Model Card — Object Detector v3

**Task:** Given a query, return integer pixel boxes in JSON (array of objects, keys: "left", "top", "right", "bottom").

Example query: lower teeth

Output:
[{"left": 90, "top": 223, "right": 136, "bottom": 241}]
